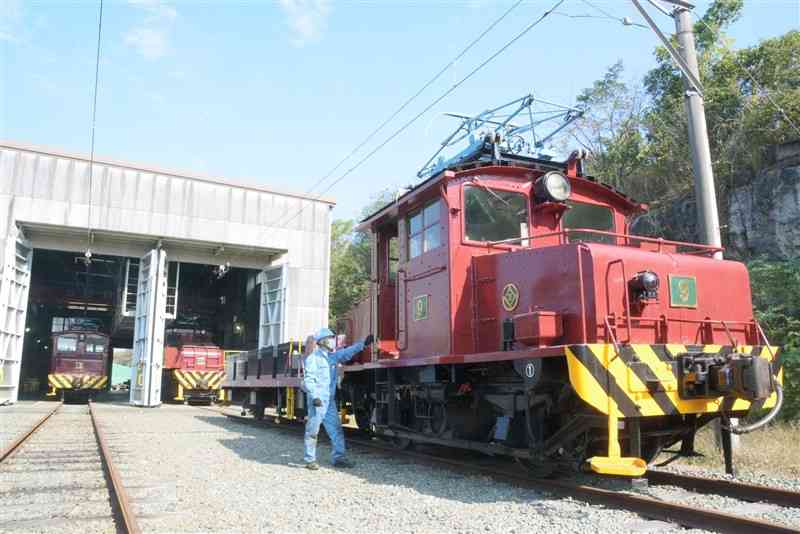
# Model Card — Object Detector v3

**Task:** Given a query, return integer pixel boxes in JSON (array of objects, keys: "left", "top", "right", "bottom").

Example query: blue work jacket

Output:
[{"left": 302, "top": 341, "right": 365, "bottom": 403}]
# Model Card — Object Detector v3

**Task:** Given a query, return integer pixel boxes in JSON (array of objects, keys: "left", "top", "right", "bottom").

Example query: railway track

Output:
[
  {"left": 216, "top": 408, "right": 800, "bottom": 534},
  {"left": 0, "top": 402, "right": 140, "bottom": 534}
]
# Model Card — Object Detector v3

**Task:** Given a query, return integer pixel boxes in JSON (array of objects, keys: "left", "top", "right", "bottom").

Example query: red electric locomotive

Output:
[
  {"left": 162, "top": 319, "right": 225, "bottom": 404},
  {"left": 224, "top": 97, "right": 783, "bottom": 476},
  {"left": 48, "top": 324, "right": 110, "bottom": 400},
  {"left": 337, "top": 138, "right": 783, "bottom": 476}
]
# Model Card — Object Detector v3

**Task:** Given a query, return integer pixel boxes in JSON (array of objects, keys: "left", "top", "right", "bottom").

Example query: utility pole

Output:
[
  {"left": 632, "top": 0, "right": 723, "bottom": 259},
  {"left": 674, "top": 7, "right": 723, "bottom": 260},
  {"left": 632, "top": 0, "right": 737, "bottom": 463}
]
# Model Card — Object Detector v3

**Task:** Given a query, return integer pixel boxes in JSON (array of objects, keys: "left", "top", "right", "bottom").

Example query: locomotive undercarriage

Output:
[{"left": 342, "top": 360, "right": 705, "bottom": 475}]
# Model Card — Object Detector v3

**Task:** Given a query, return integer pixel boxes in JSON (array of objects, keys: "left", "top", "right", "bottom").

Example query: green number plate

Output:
[
  {"left": 669, "top": 275, "right": 697, "bottom": 308},
  {"left": 414, "top": 294, "right": 429, "bottom": 321}
]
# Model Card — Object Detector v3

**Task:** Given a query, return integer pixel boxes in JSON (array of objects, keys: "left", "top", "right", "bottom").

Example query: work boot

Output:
[
  {"left": 332, "top": 458, "right": 356, "bottom": 469},
  {"left": 305, "top": 462, "right": 320, "bottom": 471}
]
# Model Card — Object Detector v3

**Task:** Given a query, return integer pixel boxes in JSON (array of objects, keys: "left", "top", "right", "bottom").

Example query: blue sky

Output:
[{"left": 2, "top": 0, "right": 798, "bottom": 221}]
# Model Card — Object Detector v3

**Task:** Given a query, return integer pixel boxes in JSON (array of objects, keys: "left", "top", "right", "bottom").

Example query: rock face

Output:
[
  {"left": 631, "top": 141, "right": 800, "bottom": 260},
  {"left": 728, "top": 141, "right": 800, "bottom": 260}
]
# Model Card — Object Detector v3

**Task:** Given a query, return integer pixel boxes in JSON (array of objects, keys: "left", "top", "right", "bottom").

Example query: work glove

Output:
[
  {"left": 313, "top": 398, "right": 322, "bottom": 407},
  {"left": 364, "top": 334, "right": 375, "bottom": 346}
]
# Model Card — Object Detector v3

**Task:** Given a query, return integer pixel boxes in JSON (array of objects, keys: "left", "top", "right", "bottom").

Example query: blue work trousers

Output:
[{"left": 303, "top": 400, "right": 346, "bottom": 464}]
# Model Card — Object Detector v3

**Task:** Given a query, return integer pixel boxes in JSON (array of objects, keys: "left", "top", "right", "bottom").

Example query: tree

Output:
[
  {"left": 567, "top": 1, "right": 799, "bottom": 240},
  {"left": 328, "top": 190, "right": 396, "bottom": 326},
  {"left": 565, "top": 61, "right": 648, "bottom": 197}
]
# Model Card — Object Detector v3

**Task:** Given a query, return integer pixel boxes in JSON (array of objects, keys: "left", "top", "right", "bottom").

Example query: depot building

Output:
[{"left": 0, "top": 141, "right": 334, "bottom": 405}]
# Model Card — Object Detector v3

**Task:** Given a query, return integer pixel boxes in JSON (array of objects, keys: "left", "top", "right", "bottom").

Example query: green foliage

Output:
[
  {"left": 748, "top": 259, "right": 800, "bottom": 420},
  {"left": 328, "top": 191, "right": 396, "bottom": 327},
  {"left": 572, "top": 0, "right": 799, "bottom": 227}
]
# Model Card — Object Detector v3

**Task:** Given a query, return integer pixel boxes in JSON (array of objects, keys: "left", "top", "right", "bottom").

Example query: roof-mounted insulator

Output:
[{"left": 566, "top": 149, "right": 589, "bottom": 177}]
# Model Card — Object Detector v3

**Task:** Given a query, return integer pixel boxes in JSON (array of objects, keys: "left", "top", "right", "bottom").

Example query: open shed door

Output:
[
  {"left": 258, "top": 264, "right": 288, "bottom": 349},
  {"left": 130, "top": 249, "right": 167, "bottom": 407},
  {"left": 0, "top": 228, "right": 32, "bottom": 404}
]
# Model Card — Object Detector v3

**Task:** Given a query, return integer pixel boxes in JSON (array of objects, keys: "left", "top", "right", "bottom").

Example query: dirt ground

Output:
[{"left": 667, "top": 422, "right": 800, "bottom": 478}]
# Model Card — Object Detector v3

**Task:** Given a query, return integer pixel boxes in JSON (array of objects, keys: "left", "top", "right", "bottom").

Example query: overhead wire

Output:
[
  {"left": 291, "top": 0, "right": 526, "bottom": 205},
  {"left": 691, "top": 13, "right": 800, "bottom": 138},
  {"left": 86, "top": 0, "right": 104, "bottom": 256},
  {"left": 274, "top": 0, "right": 567, "bottom": 231},
  {"left": 577, "top": 0, "right": 647, "bottom": 28}
]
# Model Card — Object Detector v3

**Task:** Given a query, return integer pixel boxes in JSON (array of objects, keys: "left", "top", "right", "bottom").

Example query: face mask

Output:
[{"left": 320, "top": 338, "right": 335, "bottom": 351}]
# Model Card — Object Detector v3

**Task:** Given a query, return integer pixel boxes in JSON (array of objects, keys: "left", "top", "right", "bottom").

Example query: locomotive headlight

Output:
[
  {"left": 630, "top": 270, "right": 660, "bottom": 301},
  {"left": 534, "top": 171, "right": 572, "bottom": 202}
]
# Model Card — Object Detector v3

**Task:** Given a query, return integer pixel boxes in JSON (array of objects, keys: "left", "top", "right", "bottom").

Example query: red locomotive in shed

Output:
[
  {"left": 162, "top": 319, "right": 225, "bottom": 404},
  {"left": 337, "top": 136, "right": 783, "bottom": 476}
]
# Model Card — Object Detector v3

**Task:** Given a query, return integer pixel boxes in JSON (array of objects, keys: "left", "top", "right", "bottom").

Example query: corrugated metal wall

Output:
[{"left": 0, "top": 142, "right": 333, "bottom": 353}]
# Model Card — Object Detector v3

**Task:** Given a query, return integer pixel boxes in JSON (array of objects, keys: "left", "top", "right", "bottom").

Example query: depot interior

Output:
[{"left": 19, "top": 247, "right": 263, "bottom": 398}]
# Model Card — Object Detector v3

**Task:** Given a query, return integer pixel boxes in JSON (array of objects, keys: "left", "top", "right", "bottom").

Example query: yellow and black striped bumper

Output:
[
  {"left": 565, "top": 344, "right": 782, "bottom": 418},
  {"left": 173, "top": 370, "right": 225, "bottom": 391},
  {"left": 48, "top": 374, "right": 108, "bottom": 390}
]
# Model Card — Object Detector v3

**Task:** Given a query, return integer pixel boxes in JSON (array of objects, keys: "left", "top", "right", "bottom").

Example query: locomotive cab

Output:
[{"left": 345, "top": 147, "right": 782, "bottom": 477}]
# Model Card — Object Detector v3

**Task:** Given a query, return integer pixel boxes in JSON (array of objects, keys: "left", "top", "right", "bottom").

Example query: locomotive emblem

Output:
[
  {"left": 501, "top": 283, "right": 520, "bottom": 312},
  {"left": 414, "top": 294, "right": 429, "bottom": 321},
  {"left": 668, "top": 275, "right": 698, "bottom": 308}
]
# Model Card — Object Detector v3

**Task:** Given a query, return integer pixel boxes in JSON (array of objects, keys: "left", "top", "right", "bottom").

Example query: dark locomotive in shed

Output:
[{"left": 48, "top": 323, "right": 110, "bottom": 400}]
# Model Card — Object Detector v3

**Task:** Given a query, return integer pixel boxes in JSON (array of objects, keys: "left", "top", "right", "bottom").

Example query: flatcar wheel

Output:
[{"left": 515, "top": 456, "right": 557, "bottom": 478}]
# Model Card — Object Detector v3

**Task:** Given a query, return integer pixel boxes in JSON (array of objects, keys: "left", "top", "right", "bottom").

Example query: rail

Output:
[
  {"left": 89, "top": 402, "right": 142, "bottom": 534},
  {"left": 0, "top": 402, "right": 61, "bottom": 463},
  {"left": 487, "top": 228, "right": 724, "bottom": 256}
]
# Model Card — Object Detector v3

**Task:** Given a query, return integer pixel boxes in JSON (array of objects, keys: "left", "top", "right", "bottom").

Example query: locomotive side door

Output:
[
  {"left": 130, "top": 248, "right": 168, "bottom": 407},
  {"left": 0, "top": 227, "right": 33, "bottom": 404},
  {"left": 258, "top": 264, "right": 287, "bottom": 349}
]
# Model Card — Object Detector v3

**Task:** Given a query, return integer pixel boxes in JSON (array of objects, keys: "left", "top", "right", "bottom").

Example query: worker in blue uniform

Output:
[{"left": 303, "top": 327, "right": 374, "bottom": 470}]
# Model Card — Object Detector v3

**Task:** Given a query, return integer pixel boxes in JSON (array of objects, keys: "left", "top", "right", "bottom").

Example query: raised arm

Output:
[{"left": 331, "top": 335, "right": 373, "bottom": 364}]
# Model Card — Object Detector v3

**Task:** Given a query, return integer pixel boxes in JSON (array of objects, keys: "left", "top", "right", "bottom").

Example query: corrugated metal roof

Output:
[{"left": 0, "top": 140, "right": 336, "bottom": 205}]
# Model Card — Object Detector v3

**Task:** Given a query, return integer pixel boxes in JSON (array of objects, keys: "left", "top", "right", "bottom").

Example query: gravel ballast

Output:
[
  {"left": 0, "top": 401, "right": 55, "bottom": 452},
  {"left": 90, "top": 403, "right": 692, "bottom": 534}
]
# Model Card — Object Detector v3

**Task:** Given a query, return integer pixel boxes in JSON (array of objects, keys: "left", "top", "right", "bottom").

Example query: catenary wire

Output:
[
  {"left": 267, "top": 0, "right": 525, "bottom": 228},
  {"left": 577, "top": 0, "right": 647, "bottom": 27},
  {"left": 692, "top": 12, "right": 800, "bottom": 138},
  {"left": 275, "top": 0, "right": 567, "bottom": 231},
  {"left": 86, "top": 0, "right": 104, "bottom": 251}
]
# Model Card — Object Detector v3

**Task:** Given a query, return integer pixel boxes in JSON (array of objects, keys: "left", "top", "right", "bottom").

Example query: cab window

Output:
[
  {"left": 86, "top": 336, "right": 106, "bottom": 354},
  {"left": 562, "top": 201, "right": 615, "bottom": 244},
  {"left": 388, "top": 237, "right": 399, "bottom": 281},
  {"left": 464, "top": 185, "right": 528, "bottom": 243},
  {"left": 56, "top": 335, "right": 78, "bottom": 353},
  {"left": 408, "top": 200, "right": 441, "bottom": 259}
]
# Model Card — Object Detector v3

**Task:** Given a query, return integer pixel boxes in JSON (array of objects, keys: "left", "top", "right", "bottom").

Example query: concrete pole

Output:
[
  {"left": 674, "top": 8, "right": 738, "bottom": 452},
  {"left": 674, "top": 8, "right": 723, "bottom": 260}
]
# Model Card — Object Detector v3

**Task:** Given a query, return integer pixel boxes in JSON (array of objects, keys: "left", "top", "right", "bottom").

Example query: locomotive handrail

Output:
[{"left": 488, "top": 228, "right": 724, "bottom": 255}]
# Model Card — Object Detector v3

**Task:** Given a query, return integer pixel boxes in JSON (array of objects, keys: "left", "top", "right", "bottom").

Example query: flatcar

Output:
[
  {"left": 162, "top": 322, "right": 225, "bottom": 404},
  {"left": 48, "top": 326, "right": 110, "bottom": 400},
  {"left": 225, "top": 138, "right": 783, "bottom": 477}
]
